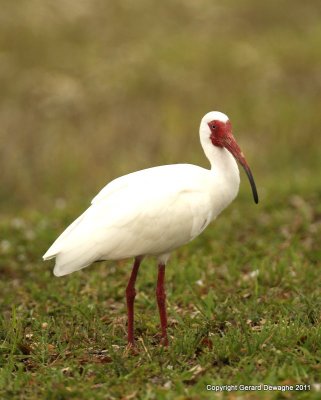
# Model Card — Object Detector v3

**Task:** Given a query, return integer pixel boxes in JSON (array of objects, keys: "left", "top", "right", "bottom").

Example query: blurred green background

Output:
[{"left": 0, "top": 0, "right": 320, "bottom": 212}]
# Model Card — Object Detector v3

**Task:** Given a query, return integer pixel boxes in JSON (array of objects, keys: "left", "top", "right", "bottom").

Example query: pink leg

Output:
[
  {"left": 126, "top": 256, "right": 142, "bottom": 346},
  {"left": 156, "top": 263, "right": 168, "bottom": 346}
]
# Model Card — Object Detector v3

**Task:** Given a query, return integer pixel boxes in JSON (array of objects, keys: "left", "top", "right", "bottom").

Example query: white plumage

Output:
[{"left": 43, "top": 111, "right": 257, "bottom": 278}]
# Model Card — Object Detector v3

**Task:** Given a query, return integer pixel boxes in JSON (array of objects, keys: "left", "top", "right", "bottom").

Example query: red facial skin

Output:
[
  {"left": 209, "top": 120, "right": 231, "bottom": 146},
  {"left": 208, "top": 120, "right": 246, "bottom": 165},
  {"left": 208, "top": 119, "right": 259, "bottom": 204}
]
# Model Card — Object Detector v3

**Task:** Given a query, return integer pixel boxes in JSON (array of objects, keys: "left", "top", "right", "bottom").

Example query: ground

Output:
[{"left": 1, "top": 187, "right": 320, "bottom": 399}]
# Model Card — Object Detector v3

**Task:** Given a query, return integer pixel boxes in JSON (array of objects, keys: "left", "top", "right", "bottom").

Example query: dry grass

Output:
[{"left": 0, "top": 0, "right": 320, "bottom": 210}]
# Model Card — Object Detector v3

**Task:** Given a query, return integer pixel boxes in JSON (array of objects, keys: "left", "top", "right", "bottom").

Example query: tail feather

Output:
[
  {"left": 43, "top": 212, "right": 87, "bottom": 260},
  {"left": 53, "top": 242, "right": 101, "bottom": 277}
]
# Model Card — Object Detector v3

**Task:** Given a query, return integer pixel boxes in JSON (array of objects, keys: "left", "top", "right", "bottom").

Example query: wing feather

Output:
[{"left": 44, "top": 164, "right": 215, "bottom": 275}]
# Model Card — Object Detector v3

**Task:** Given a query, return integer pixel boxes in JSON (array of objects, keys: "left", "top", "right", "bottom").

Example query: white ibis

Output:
[{"left": 43, "top": 111, "right": 258, "bottom": 346}]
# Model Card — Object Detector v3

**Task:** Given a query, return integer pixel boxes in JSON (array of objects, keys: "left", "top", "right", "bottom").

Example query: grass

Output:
[
  {"left": 1, "top": 187, "right": 320, "bottom": 399},
  {"left": 1, "top": 0, "right": 321, "bottom": 398}
]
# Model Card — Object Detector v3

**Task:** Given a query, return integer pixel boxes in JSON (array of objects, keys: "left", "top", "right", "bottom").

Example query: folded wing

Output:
[{"left": 43, "top": 164, "right": 214, "bottom": 276}]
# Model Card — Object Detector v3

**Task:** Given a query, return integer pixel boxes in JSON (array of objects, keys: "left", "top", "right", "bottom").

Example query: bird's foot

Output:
[
  {"left": 124, "top": 341, "right": 139, "bottom": 355},
  {"left": 153, "top": 332, "right": 169, "bottom": 347},
  {"left": 160, "top": 335, "right": 169, "bottom": 347}
]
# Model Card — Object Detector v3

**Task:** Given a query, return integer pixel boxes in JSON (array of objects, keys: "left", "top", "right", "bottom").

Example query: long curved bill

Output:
[{"left": 223, "top": 132, "right": 259, "bottom": 204}]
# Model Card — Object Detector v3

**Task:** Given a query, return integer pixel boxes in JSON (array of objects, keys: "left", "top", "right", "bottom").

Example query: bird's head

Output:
[{"left": 200, "top": 111, "right": 258, "bottom": 204}]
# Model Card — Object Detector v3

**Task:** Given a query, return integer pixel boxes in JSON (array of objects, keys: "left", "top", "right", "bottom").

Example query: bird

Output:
[{"left": 43, "top": 111, "right": 258, "bottom": 347}]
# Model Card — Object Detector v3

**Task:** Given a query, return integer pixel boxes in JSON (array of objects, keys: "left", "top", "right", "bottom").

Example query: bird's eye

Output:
[{"left": 211, "top": 125, "right": 217, "bottom": 130}]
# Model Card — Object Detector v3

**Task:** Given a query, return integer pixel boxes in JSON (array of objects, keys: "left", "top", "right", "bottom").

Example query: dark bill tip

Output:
[
  {"left": 243, "top": 165, "right": 259, "bottom": 204},
  {"left": 222, "top": 132, "right": 259, "bottom": 204}
]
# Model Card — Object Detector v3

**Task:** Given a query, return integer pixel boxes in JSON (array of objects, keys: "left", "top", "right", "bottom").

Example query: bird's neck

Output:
[{"left": 203, "top": 141, "right": 240, "bottom": 190}]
